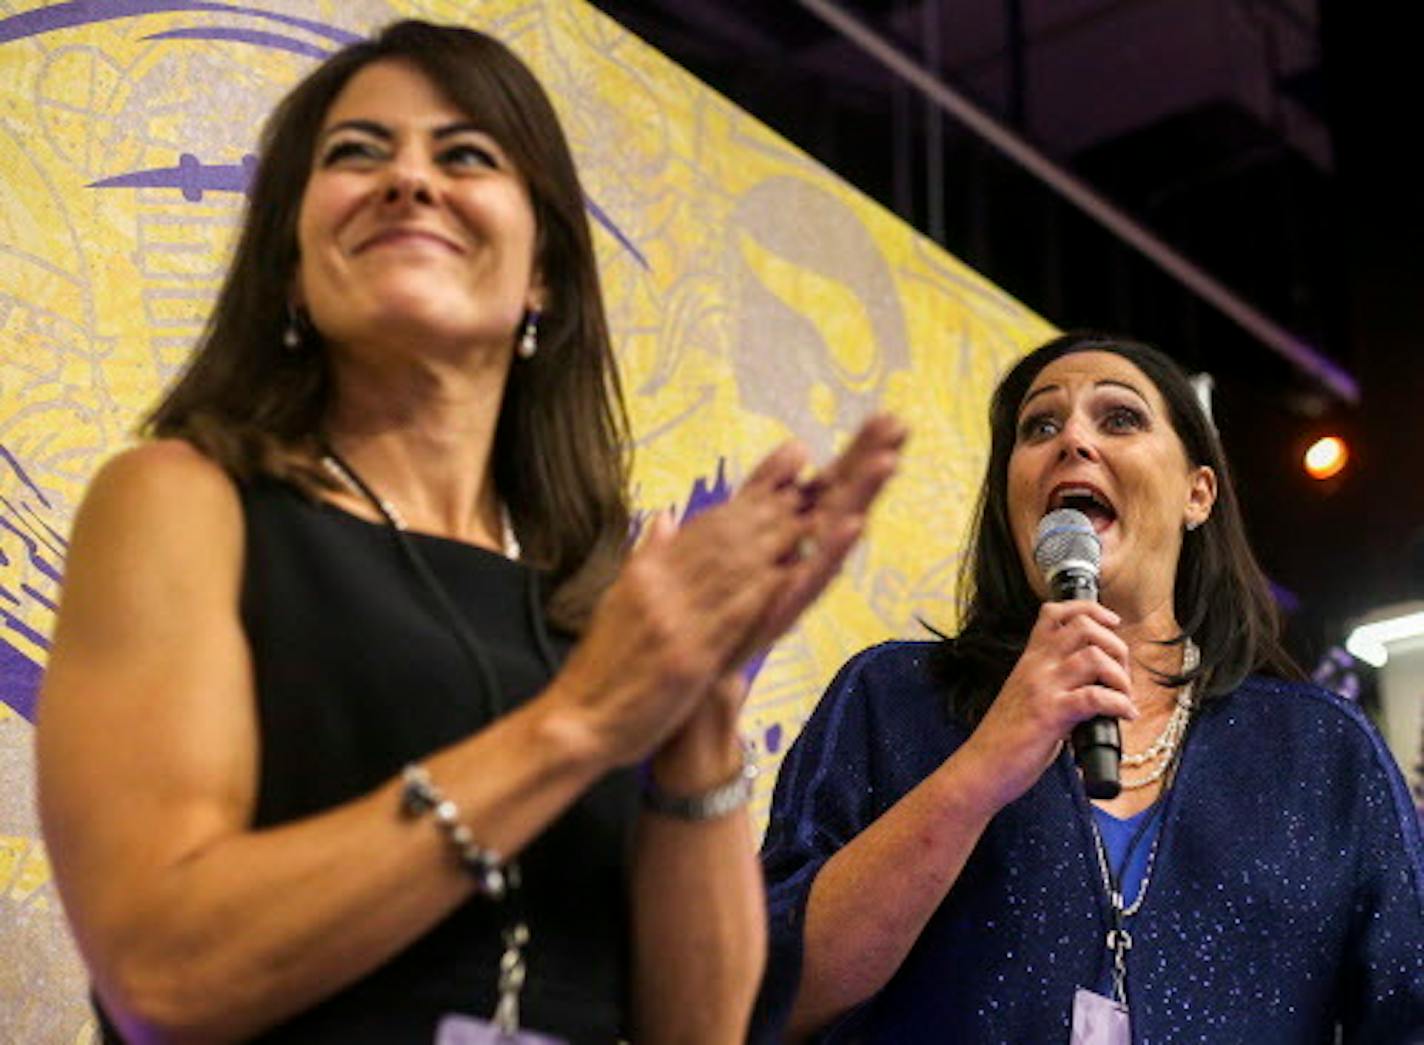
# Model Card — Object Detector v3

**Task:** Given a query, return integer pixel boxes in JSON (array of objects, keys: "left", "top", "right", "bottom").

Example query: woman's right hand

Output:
[
  {"left": 548, "top": 441, "right": 815, "bottom": 767},
  {"left": 956, "top": 601, "right": 1138, "bottom": 813}
]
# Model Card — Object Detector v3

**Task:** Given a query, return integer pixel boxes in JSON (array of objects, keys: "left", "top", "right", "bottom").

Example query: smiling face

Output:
[
  {"left": 1006, "top": 351, "right": 1216, "bottom": 616},
  {"left": 294, "top": 59, "right": 544, "bottom": 360}
]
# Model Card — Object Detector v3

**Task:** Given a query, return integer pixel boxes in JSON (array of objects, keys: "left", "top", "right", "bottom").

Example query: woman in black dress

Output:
[{"left": 36, "top": 21, "right": 904, "bottom": 1043}]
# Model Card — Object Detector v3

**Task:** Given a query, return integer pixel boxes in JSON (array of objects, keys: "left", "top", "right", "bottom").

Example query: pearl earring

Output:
[
  {"left": 517, "top": 309, "right": 540, "bottom": 360},
  {"left": 282, "top": 305, "right": 303, "bottom": 351}
]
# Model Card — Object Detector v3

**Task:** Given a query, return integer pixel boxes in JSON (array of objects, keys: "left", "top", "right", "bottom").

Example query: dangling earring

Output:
[
  {"left": 282, "top": 304, "right": 304, "bottom": 352},
  {"left": 517, "top": 309, "right": 540, "bottom": 360}
]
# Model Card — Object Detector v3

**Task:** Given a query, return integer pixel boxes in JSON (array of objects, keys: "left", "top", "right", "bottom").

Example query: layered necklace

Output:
[
  {"left": 319, "top": 449, "right": 522, "bottom": 561},
  {"left": 1118, "top": 638, "right": 1199, "bottom": 791}
]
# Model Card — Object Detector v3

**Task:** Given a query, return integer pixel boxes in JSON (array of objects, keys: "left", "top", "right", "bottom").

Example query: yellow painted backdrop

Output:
[{"left": 0, "top": 0, "right": 1053, "bottom": 1036}]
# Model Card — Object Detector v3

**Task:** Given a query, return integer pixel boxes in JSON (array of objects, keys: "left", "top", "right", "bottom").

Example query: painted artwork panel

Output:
[{"left": 0, "top": 1, "right": 1052, "bottom": 1035}]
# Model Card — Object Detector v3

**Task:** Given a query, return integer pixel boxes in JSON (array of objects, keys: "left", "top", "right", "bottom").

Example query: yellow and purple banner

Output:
[{"left": 0, "top": 0, "right": 1052, "bottom": 1035}]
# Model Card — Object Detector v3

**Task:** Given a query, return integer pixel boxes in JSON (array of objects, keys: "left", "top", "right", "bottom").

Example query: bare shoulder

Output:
[
  {"left": 82, "top": 438, "right": 240, "bottom": 522},
  {"left": 57, "top": 439, "right": 246, "bottom": 643},
  {"left": 42, "top": 439, "right": 256, "bottom": 808}
]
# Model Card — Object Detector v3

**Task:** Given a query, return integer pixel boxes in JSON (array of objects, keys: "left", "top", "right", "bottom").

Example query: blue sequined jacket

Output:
[{"left": 754, "top": 642, "right": 1424, "bottom": 1043}]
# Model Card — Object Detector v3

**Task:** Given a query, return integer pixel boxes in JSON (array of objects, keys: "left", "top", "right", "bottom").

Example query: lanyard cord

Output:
[
  {"left": 318, "top": 443, "right": 533, "bottom": 1027},
  {"left": 1085, "top": 722, "right": 1195, "bottom": 1008},
  {"left": 1093, "top": 801, "right": 1164, "bottom": 915},
  {"left": 319, "top": 442, "right": 508, "bottom": 716},
  {"left": 1089, "top": 799, "right": 1163, "bottom": 1008},
  {"left": 1084, "top": 650, "right": 1203, "bottom": 1007}
]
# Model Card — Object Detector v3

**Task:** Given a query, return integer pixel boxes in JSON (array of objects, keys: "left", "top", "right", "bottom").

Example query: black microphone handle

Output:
[
  {"left": 1071, "top": 717, "right": 1122, "bottom": 800},
  {"left": 1049, "top": 567, "right": 1122, "bottom": 800}
]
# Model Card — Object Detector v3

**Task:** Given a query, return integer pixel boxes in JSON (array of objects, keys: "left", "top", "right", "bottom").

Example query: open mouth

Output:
[{"left": 1048, "top": 484, "right": 1118, "bottom": 532}]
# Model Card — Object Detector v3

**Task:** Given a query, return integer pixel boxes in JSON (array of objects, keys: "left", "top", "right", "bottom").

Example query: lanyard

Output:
[
  {"left": 1082, "top": 650, "right": 1201, "bottom": 1007},
  {"left": 320, "top": 444, "right": 536, "bottom": 1030},
  {"left": 1088, "top": 802, "right": 1164, "bottom": 1006}
]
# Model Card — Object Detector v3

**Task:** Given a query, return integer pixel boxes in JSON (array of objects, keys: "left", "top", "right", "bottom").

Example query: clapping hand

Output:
[
  {"left": 731, "top": 413, "right": 907, "bottom": 665},
  {"left": 662, "top": 414, "right": 907, "bottom": 761},
  {"left": 555, "top": 414, "right": 906, "bottom": 768}
]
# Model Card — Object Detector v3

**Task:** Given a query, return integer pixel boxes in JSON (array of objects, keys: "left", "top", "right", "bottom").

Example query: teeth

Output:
[{"left": 1053, "top": 487, "right": 1111, "bottom": 513}]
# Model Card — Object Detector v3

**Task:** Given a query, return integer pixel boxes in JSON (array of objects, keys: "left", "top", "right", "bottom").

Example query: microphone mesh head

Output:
[{"left": 1033, "top": 508, "right": 1101, "bottom": 578}]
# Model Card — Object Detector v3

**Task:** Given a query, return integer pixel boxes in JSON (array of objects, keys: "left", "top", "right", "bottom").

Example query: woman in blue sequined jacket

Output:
[{"left": 754, "top": 333, "right": 1424, "bottom": 1043}]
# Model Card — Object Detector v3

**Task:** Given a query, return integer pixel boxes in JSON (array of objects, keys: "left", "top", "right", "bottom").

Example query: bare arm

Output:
[
  {"left": 631, "top": 690, "right": 766, "bottom": 1045},
  {"left": 786, "top": 602, "right": 1139, "bottom": 1039},
  {"left": 38, "top": 443, "right": 635, "bottom": 1041},
  {"left": 38, "top": 439, "right": 813, "bottom": 1042}
]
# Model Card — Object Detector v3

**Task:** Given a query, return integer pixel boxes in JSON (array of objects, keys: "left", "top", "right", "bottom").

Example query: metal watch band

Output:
[{"left": 641, "top": 745, "right": 758, "bottom": 821}]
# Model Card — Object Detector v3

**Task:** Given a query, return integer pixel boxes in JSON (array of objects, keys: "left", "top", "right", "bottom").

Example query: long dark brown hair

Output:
[
  {"left": 940, "top": 332, "right": 1300, "bottom": 722},
  {"left": 145, "top": 20, "right": 631, "bottom": 631}
]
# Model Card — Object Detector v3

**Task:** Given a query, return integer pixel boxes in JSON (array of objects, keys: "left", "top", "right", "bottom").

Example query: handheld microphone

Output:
[{"left": 1033, "top": 508, "right": 1121, "bottom": 800}]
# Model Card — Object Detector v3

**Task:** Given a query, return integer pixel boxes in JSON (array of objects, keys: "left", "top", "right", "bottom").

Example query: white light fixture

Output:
[{"left": 1345, "top": 603, "right": 1424, "bottom": 668}]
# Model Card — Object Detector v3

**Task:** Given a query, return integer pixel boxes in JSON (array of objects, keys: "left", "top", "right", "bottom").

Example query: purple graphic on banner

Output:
[
  {"left": 585, "top": 196, "right": 650, "bottom": 271},
  {"left": 631, "top": 460, "right": 733, "bottom": 542},
  {"left": 143, "top": 26, "right": 333, "bottom": 59},
  {"left": 0, "top": 506, "right": 64, "bottom": 587},
  {"left": 678, "top": 459, "right": 732, "bottom": 525},
  {"left": 0, "top": 443, "right": 65, "bottom": 723},
  {"left": 763, "top": 722, "right": 783, "bottom": 754},
  {"left": 90, "top": 153, "right": 257, "bottom": 202},
  {"left": 0, "top": 444, "right": 52, "bottom": 510},
  {"left": 665, "top": 462, "right": 772, "bottom": 685},
  {"left": 0, "top": 509, "right": 62, "bottom": 587},
  {"left": 22, "top": 584, "right": 57, "bottom": 613},
  {"left": 0, "top": 638, "right": 41, "bottom": 723},
  {"left": 0, "top": 1, "right": 361, "bottom": 46}
]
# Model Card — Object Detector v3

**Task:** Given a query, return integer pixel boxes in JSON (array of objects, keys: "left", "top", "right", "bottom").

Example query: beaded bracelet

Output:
[
  {"left": 400, "top": 763, "right": 512, "bottom": 899},
  {"left": 641, "top": 741, "right": 758, "bottom": 821}
]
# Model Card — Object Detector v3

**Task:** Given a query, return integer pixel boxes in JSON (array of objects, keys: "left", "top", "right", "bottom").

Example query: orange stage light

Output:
[{"left": 1304, "top": 436, "right": 1348, "bottom": 480}]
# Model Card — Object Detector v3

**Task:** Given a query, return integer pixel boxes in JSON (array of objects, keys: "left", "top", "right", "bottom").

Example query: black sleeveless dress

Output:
[{"left": 100, "top": 476, "right": 637, "bottom": 1043}]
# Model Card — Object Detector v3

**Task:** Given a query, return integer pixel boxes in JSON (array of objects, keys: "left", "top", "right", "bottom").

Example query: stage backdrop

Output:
[{"left": 0, "top": 0, "right": 1052, "bottom": 1037}]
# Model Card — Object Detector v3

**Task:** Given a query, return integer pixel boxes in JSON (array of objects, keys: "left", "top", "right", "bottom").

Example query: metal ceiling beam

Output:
[{"left": 797, "top": 0, "right": 1360, "bottom": 403}]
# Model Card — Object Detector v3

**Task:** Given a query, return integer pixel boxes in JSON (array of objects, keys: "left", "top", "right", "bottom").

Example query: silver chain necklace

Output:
[
  {"left": 1092, "top": 815, "right": 1163, "bottom": 920},
  {"left": 320, "top": 453, "right": 521, "bottom": 560},
  {"left": 1093, "top": 817, "right": 1159, "bottom": 1006}
]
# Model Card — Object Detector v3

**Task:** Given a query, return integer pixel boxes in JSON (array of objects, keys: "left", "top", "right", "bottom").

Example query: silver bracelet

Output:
[
  {"left": 400, "top": 763, "right": 512, "bottom": 899},
  {"left": 641, "top": 742, "right": 758, "bottom": 821}
]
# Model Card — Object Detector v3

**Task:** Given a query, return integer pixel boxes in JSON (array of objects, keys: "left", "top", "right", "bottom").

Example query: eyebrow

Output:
[
  {"left": 1018, "top": 379, "right": 1152, "bottom": 413},
  {"left": 319, "top": 119, "right": 490, "bottom": 145}
]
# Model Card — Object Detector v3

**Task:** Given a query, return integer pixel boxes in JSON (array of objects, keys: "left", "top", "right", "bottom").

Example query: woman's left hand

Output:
[
  {"left": 739, "top": 413, "right": 906, "bottom": 659},
  {"left": 655, "top": 414, "right": 906, "bottom": 778}
]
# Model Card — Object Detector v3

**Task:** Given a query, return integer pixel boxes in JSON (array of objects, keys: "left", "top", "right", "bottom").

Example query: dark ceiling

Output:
[{"left": 588, "top": 0, "right": 1424, "bottom": 677}]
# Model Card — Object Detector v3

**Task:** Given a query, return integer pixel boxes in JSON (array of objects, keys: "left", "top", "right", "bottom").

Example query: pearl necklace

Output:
[
  {"left": 320, "top": 453, "right": 521, "bottom": 561},
  {"left": 1119, "top": 638, "right": 1199, "bottom": 791}
]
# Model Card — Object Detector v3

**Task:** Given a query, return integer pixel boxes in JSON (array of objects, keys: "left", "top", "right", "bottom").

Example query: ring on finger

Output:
[{"left": 795, "top": 535, "right": 819, "bottom": 561}]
